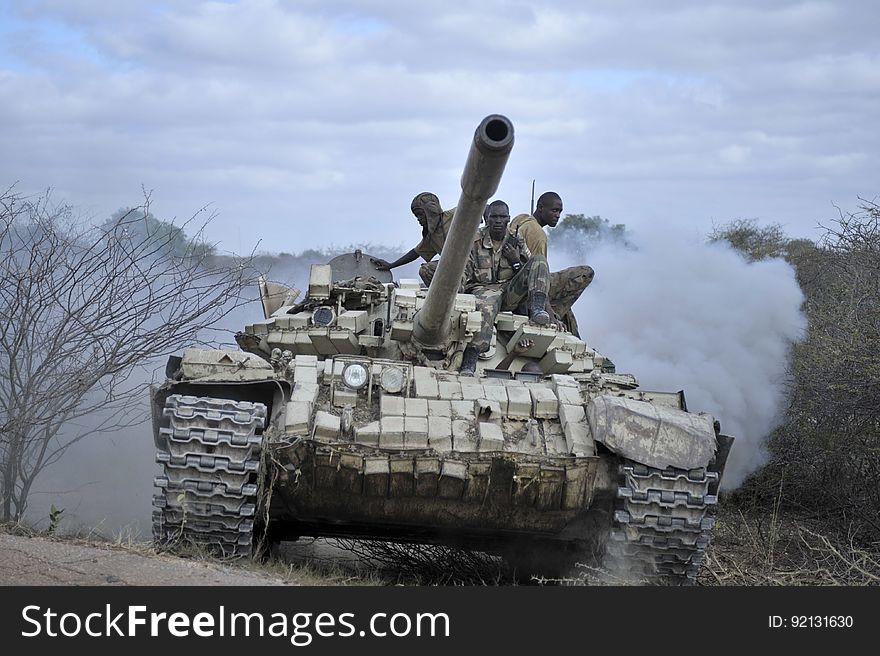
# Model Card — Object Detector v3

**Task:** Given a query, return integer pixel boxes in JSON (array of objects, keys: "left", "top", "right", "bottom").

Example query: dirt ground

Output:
[{"left": 0, "top": 532, "right": 298, "bottom": 586}]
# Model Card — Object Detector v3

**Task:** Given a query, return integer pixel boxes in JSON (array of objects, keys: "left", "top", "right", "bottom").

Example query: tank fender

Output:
[
  {"left": 179, "top": 347, "right": 274, "bottom": 382},
  {"left": 586, "top": 395, "right": 717, "bottom": 470}
]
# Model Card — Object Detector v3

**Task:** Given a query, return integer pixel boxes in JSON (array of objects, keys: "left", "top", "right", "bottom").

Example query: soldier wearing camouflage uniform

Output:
[
  {"left": 460, "top": 200, "right": 550, "bottom": 376},
  {"left": 509, "top": 191, "right": 593, "bottom": 337},
  {"left": 372, "top": 192, "right": 455, "bottom": 286}
]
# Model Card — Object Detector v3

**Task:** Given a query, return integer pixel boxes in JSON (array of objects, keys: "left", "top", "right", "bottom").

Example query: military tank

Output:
[{"left": 150, "top": 114, "right": 734, "bottom": 584}]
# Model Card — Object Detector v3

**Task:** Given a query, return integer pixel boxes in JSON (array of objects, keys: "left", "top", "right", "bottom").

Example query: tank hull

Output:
[{"left": 151, "top": 351, "right": 727, "bottom": 582}]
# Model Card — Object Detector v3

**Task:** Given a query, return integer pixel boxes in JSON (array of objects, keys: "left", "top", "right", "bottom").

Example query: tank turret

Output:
[{"left": 231, "top": 115, "right": 518, "bottom": 373}]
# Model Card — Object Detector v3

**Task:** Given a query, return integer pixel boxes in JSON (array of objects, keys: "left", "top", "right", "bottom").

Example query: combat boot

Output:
[
  {"left": 460, "top": 346, "right": 479, "bottom": 377},
  {"left": 529, "top": 292, "right": 550, "bottom": 326}
]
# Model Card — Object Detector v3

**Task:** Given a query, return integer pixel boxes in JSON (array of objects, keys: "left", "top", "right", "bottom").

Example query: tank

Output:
[{"left": 150, "top": 114, "right": 735, "bottom": 584}]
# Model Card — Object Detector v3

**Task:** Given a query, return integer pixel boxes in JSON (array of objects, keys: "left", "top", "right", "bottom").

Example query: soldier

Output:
[
  {"left": 460, "top": 200, "right": 551, "bottom": 376},
  {"left": 509, "top": 191, "right": 594, "bottom": 337},
  {"left": 371, "top": 192, "right": 454, "bottom": 286}
]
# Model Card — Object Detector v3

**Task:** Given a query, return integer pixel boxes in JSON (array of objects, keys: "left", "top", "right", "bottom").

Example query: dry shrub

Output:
[
  {"left": 713, "top": 201, "right": 880, "bottom": 545},
  {"left": 329, "top": 538, "right": 509, "bottom": 585},
  {"left": 700, "top": 507, "right": 880, "bottom": 586}
]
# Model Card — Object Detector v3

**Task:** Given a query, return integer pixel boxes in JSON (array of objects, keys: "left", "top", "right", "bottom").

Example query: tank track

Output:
[
  {"left": 609, "top": 462, "right": 718, "bottom": 584},
  {"left": 152, "top": 394, "right": 267, "bottom": 557}
]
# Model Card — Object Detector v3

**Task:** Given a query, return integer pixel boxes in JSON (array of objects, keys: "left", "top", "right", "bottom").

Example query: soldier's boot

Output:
[
  {"left": 529, "top": 292, "right": 550, "bottom": 326},
  {"left": 460, "top": 346, "right": 479, "bottom": 377}
]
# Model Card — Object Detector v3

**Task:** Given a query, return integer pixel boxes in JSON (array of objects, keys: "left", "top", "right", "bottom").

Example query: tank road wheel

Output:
[
  {"left": 152, "top": 394, "right": 267, "bottom": 558},
  {"left": 609, "top": 462, "right": 718, "bottom": 585}
]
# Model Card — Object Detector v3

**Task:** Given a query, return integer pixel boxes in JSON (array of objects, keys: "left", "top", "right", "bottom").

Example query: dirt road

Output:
[{"left": 0, "top": 532, "right": 297, "bottom": 586}]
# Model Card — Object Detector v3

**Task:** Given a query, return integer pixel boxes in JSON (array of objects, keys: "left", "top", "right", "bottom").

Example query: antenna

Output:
[{"left": 530, "top": 179, "right": 535, "bottom": 215}]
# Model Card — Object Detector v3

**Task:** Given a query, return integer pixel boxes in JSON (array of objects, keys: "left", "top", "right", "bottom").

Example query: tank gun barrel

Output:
[{"left": 411, "top": 114, "right": 514, "bottom": 347}]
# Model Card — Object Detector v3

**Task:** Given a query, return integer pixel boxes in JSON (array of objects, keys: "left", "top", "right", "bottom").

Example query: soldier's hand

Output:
[
  {"left": 371, "top": 258, "right": 392, "bottom": 271},
  {"left": 550, "top": 312, "right": 568, "bottom": 333},
  {"left": 501, "top": 242, "right": 520, "bottom": 265},
  {"left": 513, "top": 338, "right": 534, "bottom": 354}
]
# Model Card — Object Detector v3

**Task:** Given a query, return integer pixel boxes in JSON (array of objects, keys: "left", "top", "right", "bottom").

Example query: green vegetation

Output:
[
  {"left": 47, "top": 504, "right": 64, "bottom": 535},
  {"left": 103, "top": 207, "right": 217, "bottom": 259},
  {"left": 709, "top": 217, "right": 816, "bottom": 262},
  {"left": 548, "top": 213, "right": 631, "bottom": 256}
]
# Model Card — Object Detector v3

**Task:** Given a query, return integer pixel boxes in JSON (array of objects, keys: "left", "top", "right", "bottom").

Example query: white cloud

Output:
[
  {"left": 0, "top": 0, "right": 877, "bottom": 252},
  {"left": 718, "top": 144, "right": 751, "bottom": 165}
]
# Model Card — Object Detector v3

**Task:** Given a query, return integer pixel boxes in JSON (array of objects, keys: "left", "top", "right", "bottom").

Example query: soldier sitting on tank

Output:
[
  {"left": 371, "top": 192, "right": 454, "bottom": 287},
  {"left": 509, "top": 191, "right": 594, "bottom": 337},
  {"left": 459, "top": 200, "right": 551, "bottom": 376}
]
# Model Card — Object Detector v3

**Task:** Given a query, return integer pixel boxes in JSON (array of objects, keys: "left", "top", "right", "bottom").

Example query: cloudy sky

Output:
[{"left": 1, "top": 0, "right": 877, "bottom": 255}]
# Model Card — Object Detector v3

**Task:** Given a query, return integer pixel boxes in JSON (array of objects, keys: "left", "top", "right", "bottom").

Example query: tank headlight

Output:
[
  {"left": 341, "top": 363, "right": 369, "bottom": 390},
  {"left": 312, "top": 306, "right": 336, "bottom": 327},
  {"left": 380, "top": 366, "right": 406, "bottom": 394}
]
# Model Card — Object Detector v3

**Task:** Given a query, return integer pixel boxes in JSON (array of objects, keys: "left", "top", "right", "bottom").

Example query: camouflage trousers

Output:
[
  {"left": 419, "top": 260, "right": 439, "bottom": 286},
  {"left": 469, "top": 256, "right": 550, "bottom": 352},
  {"left": 549, "top": 265, "right": 594, "bottom": 337}
]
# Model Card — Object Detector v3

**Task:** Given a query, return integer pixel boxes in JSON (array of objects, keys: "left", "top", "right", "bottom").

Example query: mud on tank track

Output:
[{"left": 152, "top": 395, "right": 267, "bottom": 557}]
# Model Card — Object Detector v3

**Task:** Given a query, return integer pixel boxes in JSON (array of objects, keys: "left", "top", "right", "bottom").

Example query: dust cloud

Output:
[{"left": 558, "top": 225, "right": 806, "bottom": 488}]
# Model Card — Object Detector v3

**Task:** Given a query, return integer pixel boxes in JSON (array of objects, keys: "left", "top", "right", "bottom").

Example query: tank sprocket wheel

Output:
[{"left": 152, "top": 394, "right": 267, "bottom": 558}]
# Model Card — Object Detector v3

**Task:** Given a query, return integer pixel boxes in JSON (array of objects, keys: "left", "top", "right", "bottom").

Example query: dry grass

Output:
[
  {"left": 530, "top": 565, "right": 650, "bottom": 586},
  {"left": 248, "top": 545, "right": 385, "bottom": 586},
  {"left": 700, "top": 506, "right": 880, "bottom": 586},
  {"left": 149, "top": 535, "right": 385, "bottom": 585}
]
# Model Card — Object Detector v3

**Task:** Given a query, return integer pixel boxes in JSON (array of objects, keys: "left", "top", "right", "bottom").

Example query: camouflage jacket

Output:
[{"left": 464, "top": 226, "right": 531, "bottom": 292}]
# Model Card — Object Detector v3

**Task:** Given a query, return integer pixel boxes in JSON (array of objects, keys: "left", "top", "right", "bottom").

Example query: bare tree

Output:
[{"left": 0, "top": 187, "right": 258, "bottom": 521}]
